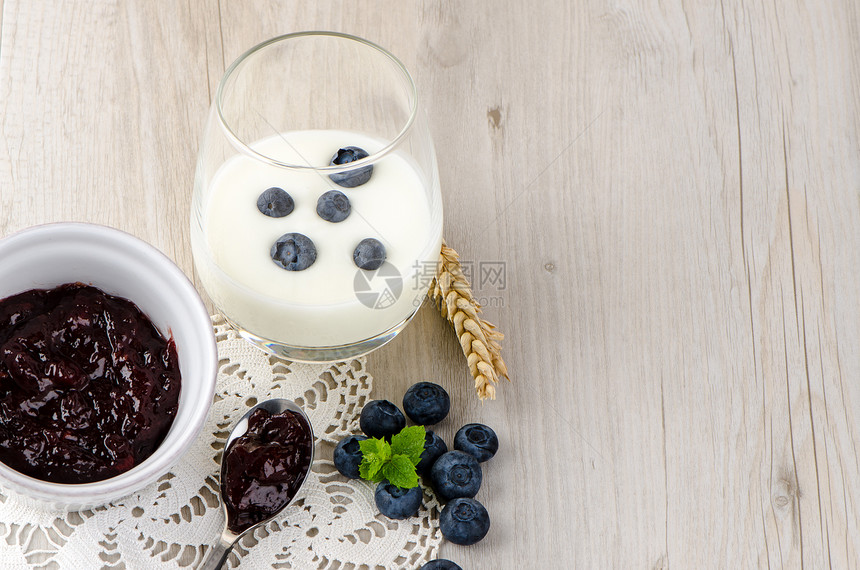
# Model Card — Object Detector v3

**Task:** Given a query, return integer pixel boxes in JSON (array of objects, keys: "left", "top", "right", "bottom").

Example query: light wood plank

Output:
[
  {"left": 0, "top": 0, "right": 216, "bottom": 274},
  {"left": 0, "top": 0, "right": 4, "bottom": 60},
  {"left": 1, "top": 0, "right": 860, "bottom": 568}
]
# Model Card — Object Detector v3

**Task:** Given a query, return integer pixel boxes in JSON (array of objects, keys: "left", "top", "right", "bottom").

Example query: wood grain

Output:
[{"left": 2, "top": 0, "right": 860, "bottom": 568}]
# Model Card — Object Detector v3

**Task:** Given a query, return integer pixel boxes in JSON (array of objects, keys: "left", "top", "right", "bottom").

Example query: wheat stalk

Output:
[{"left": 429, "top": 240, "right": 509, "bottom": 400}]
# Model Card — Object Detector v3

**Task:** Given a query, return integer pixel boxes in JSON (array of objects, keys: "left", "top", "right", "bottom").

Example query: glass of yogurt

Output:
[{"left": 191, "top": 32, "right": 443, "bottom": 362}]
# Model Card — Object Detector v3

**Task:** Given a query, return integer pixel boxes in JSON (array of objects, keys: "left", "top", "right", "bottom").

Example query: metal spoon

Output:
[{"left": 199, "top": 398, "right": 315, "bottom": 570}]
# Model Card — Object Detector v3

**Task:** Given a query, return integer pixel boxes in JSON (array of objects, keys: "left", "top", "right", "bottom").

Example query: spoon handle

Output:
[{"left": 199, "top": 530, "right": 237, "bottom": 570}]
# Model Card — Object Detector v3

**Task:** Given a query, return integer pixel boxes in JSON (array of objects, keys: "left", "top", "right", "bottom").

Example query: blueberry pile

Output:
[
  {"left": 332, "top": 435, "right": 366, "bottom": 479},
  {"left": 359, "top": 399, "right": 406, "bottom": 439},
  {"left": 419, "top": 561, "right": 462, "bottom": 570},
  {"left": 333, "top": 381, "right": 499, "bottom": 560},
  {"left": 255, "top": 146, "right": 387, "bottom": 272},
  {"left": 403, "top": 382, "right": 450, "bottom": 425},
  {"left": 431, "top": 451, "right": 481, "bottom": 502},
  {"left": 417, "top": 430, "right": 447, "bottom": 476},
  {"left": 375, "top": 481, "right": 423, "bottom": 520}
]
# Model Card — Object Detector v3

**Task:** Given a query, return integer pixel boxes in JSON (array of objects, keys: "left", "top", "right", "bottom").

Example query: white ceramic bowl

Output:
[{"left": 0, "top": 223, "right": 218, "bottom": 509}]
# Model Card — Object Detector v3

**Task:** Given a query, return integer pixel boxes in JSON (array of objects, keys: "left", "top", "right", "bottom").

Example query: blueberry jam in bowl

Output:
[{"left": 0, "top": 223, "right": 218, "bottom": 509}]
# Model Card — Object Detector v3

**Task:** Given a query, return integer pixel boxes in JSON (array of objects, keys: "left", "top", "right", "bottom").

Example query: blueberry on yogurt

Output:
[
  {"left": 353, "top": 238, "right": 386, "bottom": 271},
  {"left": 270, "top": 233, "right": 317, "bottom": 271},
  {"left": 256, "top": 187, "right": 294, "bottom": 218},
  {"left": 329, "top": 146, "right": 373, "bottom": 188},
  {"left": 316, "top": 190, "right": 351, "bottom": 223}
]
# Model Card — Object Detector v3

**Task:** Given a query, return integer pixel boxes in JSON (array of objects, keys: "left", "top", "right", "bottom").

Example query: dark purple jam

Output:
[
  {"left": 0, "top": 284, "right": 181, "bottom": 484},
  {"left": 222, "top": 408, "right": 313, "bottom": 534}
]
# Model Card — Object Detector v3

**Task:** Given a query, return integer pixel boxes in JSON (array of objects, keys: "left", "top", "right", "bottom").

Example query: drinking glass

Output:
[{"left": 190, "top": 32, "right": 443, "bottom": 362}]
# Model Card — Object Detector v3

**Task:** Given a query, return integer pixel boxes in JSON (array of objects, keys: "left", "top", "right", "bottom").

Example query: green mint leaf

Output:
[
  {"left": 359, "top": 455, "right": 384, "bottom": 481},
  {"left": 382, "top": 454, "right": 420, "bottom": 489},
  {"left": 390, "top": 425, "right": 427, "bottom": 466},
  {"left": 358, "top": 437, "right": 391, "bottom": 482},
  {"left": 359, "top": 437, "right": 391, "bottom": 462}
]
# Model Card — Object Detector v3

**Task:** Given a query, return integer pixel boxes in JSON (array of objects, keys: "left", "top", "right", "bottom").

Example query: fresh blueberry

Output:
[
  {"left": 316, "top": 190, "right": 351, "bottom": 223},
  {"left": 430, "top": 450, "right": 482, "bottom": 501},
  {"left": 439, "top": 498, "right": 490, "bottom": 545},
  {"left": 256, "top": 187, "right": 294, "bottom": 218},
  {"left": 420, "top": 561, "right": 462, "bottom": 570},
  {"left": 454, "top": 423, "right": 499, "bottom": 462},
  {"left": 329, "top": 146, "right": 373, "bottom": 187},
  {"left": 333, "top": 434, "right": 367, "bottom": 479},
  {"left": 353, "top": 238, "right": 386, "bottom": 271},
  {"left": 403, "top": 382, "right": 450, "bottom": 425},
  {"left": 416, "top": 430, "right": 447, "bottom": 477},
  {"left": 270, "top": 233, "right": 317, "bottom": 271},
  {"left": 375, "top": 480, "right": 423, "bottom": 519},
  {"left": 359, "top": 400, "right": 406, "bottom": 440}
]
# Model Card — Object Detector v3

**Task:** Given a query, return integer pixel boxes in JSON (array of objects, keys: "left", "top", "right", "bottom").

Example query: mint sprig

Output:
[
  {"left": 382, "top": 455, "right": 419, "bottom": 489},
  {"left": 358, "top": 438, "right": 390, "bottom": 482},
  {"left": 390, "top": 425, "right": 426, "bottom": 465},
  {"left": 358, "top": 425, "right": 426, "bottom": 489}
]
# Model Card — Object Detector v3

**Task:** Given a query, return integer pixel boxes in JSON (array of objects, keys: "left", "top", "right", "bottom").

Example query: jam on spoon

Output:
[
  {"left": 200, "top": 399, "right": 314, "bottom": 570},
  {"left": 222, "top": 406, "right": 313, "bottom": 534},
  {"left": 0, "top": 284, "right": 181, "bottom": 483}
]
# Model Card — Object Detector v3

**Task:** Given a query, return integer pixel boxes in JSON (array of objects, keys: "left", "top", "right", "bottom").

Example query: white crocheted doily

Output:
[{"left": 0, "top": 316, "right": 442, "bottom": 569}]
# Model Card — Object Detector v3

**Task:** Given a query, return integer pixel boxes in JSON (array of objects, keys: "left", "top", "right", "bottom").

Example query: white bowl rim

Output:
[{"left": 0, "top": 222, "right": 218, "bottom": 505}]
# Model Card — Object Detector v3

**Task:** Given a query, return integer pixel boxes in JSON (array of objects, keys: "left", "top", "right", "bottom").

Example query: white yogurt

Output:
[{"left": 192, "top": 130, "right": 442, "bottom": 347}]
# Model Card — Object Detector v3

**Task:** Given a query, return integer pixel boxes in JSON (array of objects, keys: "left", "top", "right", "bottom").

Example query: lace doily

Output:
[{"left": 0, "top": 316, "right": 442, "bottom": 569}]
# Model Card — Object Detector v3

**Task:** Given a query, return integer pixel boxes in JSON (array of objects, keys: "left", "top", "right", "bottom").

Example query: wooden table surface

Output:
[{"left": 2, "top": 1, "right": 860, "bottom": 568}]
